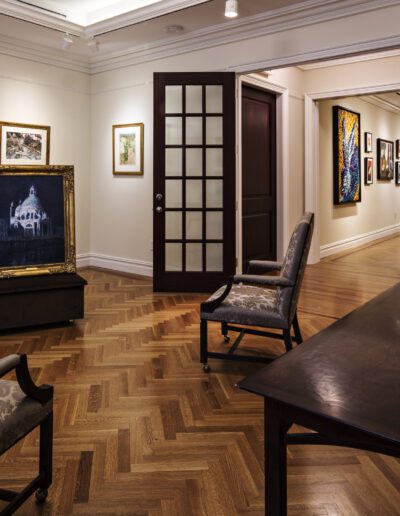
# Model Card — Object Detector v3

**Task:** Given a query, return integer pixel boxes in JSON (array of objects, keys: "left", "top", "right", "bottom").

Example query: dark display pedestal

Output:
[{"left": 0, "top": 273, "right": 87, "bottom": 331}]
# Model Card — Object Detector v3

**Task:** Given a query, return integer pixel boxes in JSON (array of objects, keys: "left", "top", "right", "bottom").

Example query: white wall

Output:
[
  {"left": 319, "top": 96, "right": 400, "bottom": 251},
  {"left": 0, "top": 54, "right": 91, "bottom": 256}
]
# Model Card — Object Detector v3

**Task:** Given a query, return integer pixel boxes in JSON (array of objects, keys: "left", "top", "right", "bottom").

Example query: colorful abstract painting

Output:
[{"left": 333, "top": 106, "right": 361, "bottom": 205}]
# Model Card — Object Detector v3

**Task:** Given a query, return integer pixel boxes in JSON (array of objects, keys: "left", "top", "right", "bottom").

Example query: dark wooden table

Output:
[{"left": 238, "top": 283, "right": 400, "bottom": 515}]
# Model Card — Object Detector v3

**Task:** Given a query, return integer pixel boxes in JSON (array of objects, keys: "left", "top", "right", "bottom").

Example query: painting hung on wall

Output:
[
  {"left": 112, "top": 123, "right": 144, "bottom": 175},
  {"left": 365, "top": 132, "right": 372, "bottom": 153},
  {"left": 377, "top": 138, "right": 394, "bottom": 180},
  {"left": 333, "top": 106, "right": 361, "bottom": 204},
  {"left": 396, "top": 140, "right": 400, "bottom": 160},
  {"left": 364, "top": 157, "right": 373, "bottom": 185},
  {"left": 396, "top": 162, "right": 400, "bottom": 185},
  {"left": 0, "top": 166, "right": 76, "bottom": 278},
  {"left": 0, "top": 122, "right": 50, "bottom": 166}
]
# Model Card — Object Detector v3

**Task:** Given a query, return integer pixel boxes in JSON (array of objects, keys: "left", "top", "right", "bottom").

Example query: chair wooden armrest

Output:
[{"left": 233, "top": 274, "right": 295, "bottom": 287}]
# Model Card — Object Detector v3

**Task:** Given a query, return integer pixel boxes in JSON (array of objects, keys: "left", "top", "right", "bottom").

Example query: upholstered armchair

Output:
[
  {"left": 200, "top": 212, "right": 314, "bottom": 371},
  {"left": 0, "top": 354, "right": 53, "bottom": 514}
]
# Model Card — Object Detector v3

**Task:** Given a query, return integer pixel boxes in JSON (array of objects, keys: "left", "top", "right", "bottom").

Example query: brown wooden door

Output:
[
  {"left": 242, "top": 85, "right": 276, "bottom": 272},
  {"left": 153, "top": 72, "right": 236, "bottom": 292}
]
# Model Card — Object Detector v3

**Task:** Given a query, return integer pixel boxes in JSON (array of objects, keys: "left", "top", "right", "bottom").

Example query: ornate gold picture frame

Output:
[
  {"left": 112, "top": 123, "right": 144, "bottom": 175},
  {"left": 0, "top": 165, "right": 76, "bottom": 278}
]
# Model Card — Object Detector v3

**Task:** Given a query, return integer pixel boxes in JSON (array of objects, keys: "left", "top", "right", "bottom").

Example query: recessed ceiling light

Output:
[
  {"left": 225, "top": 0, "right": 238, "bottom": 18},
  {"left": 165, "top": 25, "right": 184, "bottom": 34}
]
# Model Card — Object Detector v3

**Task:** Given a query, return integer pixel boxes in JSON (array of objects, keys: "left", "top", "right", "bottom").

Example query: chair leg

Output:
[
  {"left": 200, "top": 320, "right": 210, "bottom": 372},
  {"left": 292, "top": 312, "right": 303, "bottom": 344},
  {"left": 221, "top": 322, "right": 230, "bottom": 342},
  {"left": 36, "top": 411, "right": 53, "bottom": 503},
  {"left": 283, "top": 329, "right": 292, "bottom": 353}
]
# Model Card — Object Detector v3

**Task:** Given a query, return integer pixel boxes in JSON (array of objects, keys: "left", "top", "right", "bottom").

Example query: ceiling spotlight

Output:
[
  {"left": 225, "top": 0, "right": 238, "bottom": 18},
  {"left": 61, "top": 32, "right": 73, "bottom": 50},
  {"left": 165, "top": 25, "right": 184, "bottom": 34},
  {"left": 88, "top": 37, "right": 99, "bottom": 53}
]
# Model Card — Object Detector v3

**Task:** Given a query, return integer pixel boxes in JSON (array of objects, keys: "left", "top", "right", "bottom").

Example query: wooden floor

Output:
[{"left": 1, "top": 235, "right": 400, "bottom": 515}]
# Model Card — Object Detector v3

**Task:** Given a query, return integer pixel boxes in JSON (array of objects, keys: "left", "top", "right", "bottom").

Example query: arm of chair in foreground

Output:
[
  {"left": 0, "top": 353, "right": 53, "bottom": 513},
  {"left": 232, "top": 274, "right": 295, "bottom": 288},
  {"left": 247, "top": 260, "right": 283, "bottom": 274}
]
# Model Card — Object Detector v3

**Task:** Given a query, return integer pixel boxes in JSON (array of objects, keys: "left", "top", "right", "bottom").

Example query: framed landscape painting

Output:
[
  {"left": 364, "top": 157, "right": 373, "bottom": 185},
  {"left": 377, "top": 138, "right": 394, "bottom": 180},
  {"left": 0, "top": 165, "right": 76, "bottom": 278},
  {"left": 333, "top": 106, "right": 361, "bottom": 205},
  {"left": 113, "top": 123, "right": 144, "bottom": 175},
  {"left": 0, "top": 122, "right": 50, "bottom": 166}
]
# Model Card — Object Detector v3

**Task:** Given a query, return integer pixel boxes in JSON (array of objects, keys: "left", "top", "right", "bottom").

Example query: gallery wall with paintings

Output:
[
  {"left": 319, "top": 95, "right": 400, "bottom": 253},
  {"left": 0, "top": 53, "right": 91, "bottom": 260}
]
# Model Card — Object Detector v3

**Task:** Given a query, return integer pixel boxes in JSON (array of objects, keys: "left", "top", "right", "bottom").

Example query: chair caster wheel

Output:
[
  {"left": 35, "top": 488, "right": 48, "bottom": 503},
  {"left": 203, "top": 364, "right": 210, "bottom": 373},
  {"left": 223, "top": 335, "right": 230, "bottom": 343}
]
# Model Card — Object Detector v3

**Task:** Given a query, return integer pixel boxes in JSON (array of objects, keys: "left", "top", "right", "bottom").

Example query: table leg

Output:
[{"left": 264, "top": 398, "right": 288, "bottom": 516}]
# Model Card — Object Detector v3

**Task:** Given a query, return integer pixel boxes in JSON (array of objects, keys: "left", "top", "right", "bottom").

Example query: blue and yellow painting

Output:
[{"left": 333, "top": 106, "right": 361, "bottom": 204}]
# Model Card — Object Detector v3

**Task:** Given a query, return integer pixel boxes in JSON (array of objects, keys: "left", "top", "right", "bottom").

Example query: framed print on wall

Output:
[
  {"left": 396, "top": 139, "right": 400, "bottom": 160},
  {"left": 396, "top": 162, "right": 400, "bottom": 185},
  {"left": 365, "top": 132, "right": 372, "bottom": 153},
  {"left": 333, "top": 106, "right": 361, "bottom": 205},
  {"left": 377, "top": 138, "right": 394, "bottom": 180},
  {"left": 113, "top": 123, "right": 144, "bottom": 175},
  {"left": 0, "top": 165, "right": 76, "bottom": 278},
  {"left": 364, "top": 157, "right": 373, "bottom": 185},
  {"left": 0, "top": 122, "right": 50, "bottom": 166}
]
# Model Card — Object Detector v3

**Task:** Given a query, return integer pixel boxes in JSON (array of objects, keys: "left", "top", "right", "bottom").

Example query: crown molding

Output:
[
  {"left": 0, "top": 0, "right": 399, "bottom": 76},
  {"left": 298, "top": 49, "right": 400, "bottom": 70},
  {"left": 90, "top": 0, "right": 400, "bottom": 74},
  {"left": 362, "top": 94, "right": 400, "bottom": 115}
]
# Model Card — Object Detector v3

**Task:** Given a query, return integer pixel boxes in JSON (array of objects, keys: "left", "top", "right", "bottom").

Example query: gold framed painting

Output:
[
  {"left": 0, "top": 165, "right": 76, "bottom": 278},
  {"left": 112, "top": 123, "right": 144, "bottom": 175},
  {"left": 0, "top": 122, "right": 50, "bottom": 166}
]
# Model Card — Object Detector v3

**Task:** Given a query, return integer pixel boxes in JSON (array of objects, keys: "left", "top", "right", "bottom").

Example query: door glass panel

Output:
[
  {"left": 166, "top": 148, "right": 182, "bottom": 176},
  {"left": 165, "top": 86, "right": 182, "bottom": 113},
  {"left": 186, "top": 117, "right": 202, "bottom": 145},
  {"left": 186, "top": 180, "right": 202, "bottom": 208},
  {"left": 186, "top": 148, "right": 202, "bottom": 176},
  {"left": 186, "top": 86, "right": 202, "bottom": 113},
  {"left": 206, "top": 148, "right": 223, "bottom": 176},
  {"left": 206, "top": 243, "right": 223, "bottom": 271},
  {"left": 165, "top": 212, "right": 182, "bottom": 239},
  {"left": 206, "top": 179, "right": 223, "bottom": 208},
  {"left": 186, "top": 243, "right": 202, "bottom": 271},
  {"left": 166, "top": 243, "right": 182, "bottom": 271},
  {"left": 206, "top": 212, "right": 223, "bottom": 239},
  {"left": 165, "top": 180, "right": 182, "bottom": 208},
  {"left": 166, "top": 117, "right": 182, "bottom": 145},
  {"left": 206, "top": 117, "right": 223, "bottom": 145},
  {"left": 206, "top": 85, "right": 223, "bottom": 113},
  {"left": 186, "top": 212, "right": 202, "bottom": 239}
]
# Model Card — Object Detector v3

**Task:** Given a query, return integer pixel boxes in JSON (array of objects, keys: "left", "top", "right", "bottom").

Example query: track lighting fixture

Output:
[
  {"left": 61, "top": 32, "right": 73, "bottom": 50},
  {"left": 225, "top": 0, "right": 238, "bottom": 18}
]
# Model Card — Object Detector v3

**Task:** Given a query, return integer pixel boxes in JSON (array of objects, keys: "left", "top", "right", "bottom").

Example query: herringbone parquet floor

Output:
[{"left": 1, "top": 235, "right": 400, "bottom": 515}]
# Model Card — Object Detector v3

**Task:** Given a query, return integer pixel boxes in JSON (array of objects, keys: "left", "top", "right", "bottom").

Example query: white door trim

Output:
[{"left": 236, "top": 73, "right": 289, "bottom": 272}]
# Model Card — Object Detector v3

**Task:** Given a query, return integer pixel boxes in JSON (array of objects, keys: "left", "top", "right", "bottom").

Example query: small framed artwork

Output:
[
  {"left": 377, "top": 138, "right": 394, "bottom": 180},
  {"left": 113, "top": 123, "right": 144, "bottom": 175},
  {"left": 396, "top": 140, "right": 400, "bottom": 160},
  {"left": 0, "top": 122, "right": 50, "bottom": 166},
  {"left": 364, "top": 132, "right": 372, "bottom": 153},
  {"left": 396, "top": 162, "right": 400, "bottom": 185},
  {"left": 332, "top": 106, "right": 361, "bottom": 204},
  {"left": 364, "top": 157, "right": 373, "bottom": 184},
  {"left": 0, "top": 165, "right": 76, "bottom": 278}
]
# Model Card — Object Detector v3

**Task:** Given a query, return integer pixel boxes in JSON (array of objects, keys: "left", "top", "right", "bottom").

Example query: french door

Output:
[{"left": 153, "top": 72, "right": 236, "bottom": 292}]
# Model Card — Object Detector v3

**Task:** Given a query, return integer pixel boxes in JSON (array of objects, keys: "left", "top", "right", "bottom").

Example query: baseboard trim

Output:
[
  {"left": 320, "top": 223, "right": 400, "bottom": 258},
  {"left": 76, "top": 253, "right": 153, "bottom": 277}
]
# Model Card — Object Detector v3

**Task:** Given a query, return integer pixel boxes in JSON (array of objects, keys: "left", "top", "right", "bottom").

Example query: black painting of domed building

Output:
[{"left": 0, "top": 175, "right": 65, "bottom": 267}]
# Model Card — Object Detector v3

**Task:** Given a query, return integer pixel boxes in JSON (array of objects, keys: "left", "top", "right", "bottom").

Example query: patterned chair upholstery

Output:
[
  {"left": 0, "top": 354, "right": 53, "bottom": 514},
  {"left": 200, "top": 212, "right": 314, "bottom": 371}
]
